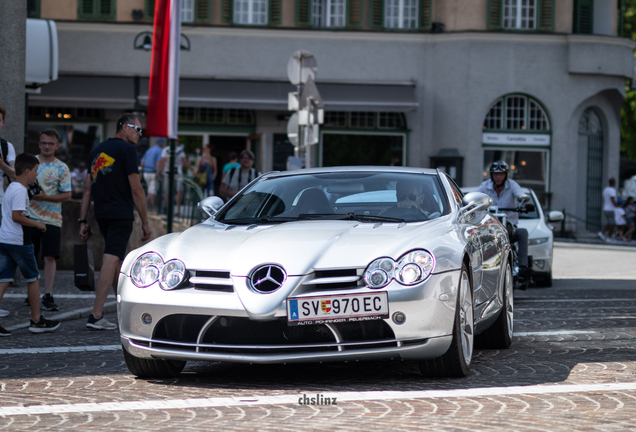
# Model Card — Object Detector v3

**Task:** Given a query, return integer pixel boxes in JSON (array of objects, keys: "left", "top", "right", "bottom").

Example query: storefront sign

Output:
[{"left": 482, "top": 133, "right": 551, "bottom": 146}]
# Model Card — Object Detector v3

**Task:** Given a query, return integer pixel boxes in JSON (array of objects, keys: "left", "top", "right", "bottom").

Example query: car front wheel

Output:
[
  {"left": 419, "top": 263, "right": 474, "bottom": 378},
  {"left": 123, "top": 346, "right": 186, "bottom": 379}
]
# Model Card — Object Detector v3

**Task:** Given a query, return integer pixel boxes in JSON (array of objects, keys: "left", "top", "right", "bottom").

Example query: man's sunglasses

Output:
[
  {"left": 398, "top": 193, "right": 418, "bottom": 201},
  {"left": 122, "top": 123, "right": 143, "bottom": 133}
]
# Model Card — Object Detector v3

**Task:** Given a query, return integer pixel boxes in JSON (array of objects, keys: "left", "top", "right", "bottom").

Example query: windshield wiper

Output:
[
  {"left": 297, "top": 213, "right": 405, "bottom": 223},
  {"left": 221, "top": 216, "right": 296, "bottom": 225}
]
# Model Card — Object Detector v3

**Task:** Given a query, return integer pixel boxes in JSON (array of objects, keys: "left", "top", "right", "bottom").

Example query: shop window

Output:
[
  {"left": 483, "top": 95, "right": 550, "bottom": 131},
  {"left": 483, "top": 149, "right": 549, "bottom": 193},
  {"left": 350, "top": 112, "right": 376, "bottom": 129},
  {"left": 29, "top": 107, "right": 104, "bottom": 121},
  {"left": 199, "top": 108, "right": 225, "bottom": 124},
  {"left": 227, "top": 109, "right": 254, "bottom": 124},
  {"left": 78, "top": 0, "right": 115, "bottom": 20},
  {"left": 385, "top": 0, "right": 418, "bottom": 29},
  {"left": 234, "top": 0, "right": 268, "bottom": 24},
  {"left": 178, "top": 107, "right": 197, "bottom": 123},
  {"left": 378, "top": 112, "right": 406, "bottom": 129},
  {"left": 325, "top": 111, "right": 348, "bottom": 127},
  {"left": 312, "top": 0, "right": 346, "bottom": 27}
]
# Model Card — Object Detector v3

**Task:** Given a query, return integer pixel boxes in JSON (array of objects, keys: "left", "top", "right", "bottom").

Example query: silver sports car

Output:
[{"left": 118, "top": 167, "right": 514, "bottom": 378}]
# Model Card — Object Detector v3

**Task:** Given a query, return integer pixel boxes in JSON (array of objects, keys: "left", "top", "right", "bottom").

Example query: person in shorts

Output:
[
  {"left": 25, "top": 128, "right": 71, "bottom": 312},
  {"left": 0, "top": 153, "right": 60, "bottom": 336},
  {"left": 79, "top": 113, "right": 151, "bottom": 331},
  {"left": 600, "top": 178, "right": 618, "bottom": 241}
]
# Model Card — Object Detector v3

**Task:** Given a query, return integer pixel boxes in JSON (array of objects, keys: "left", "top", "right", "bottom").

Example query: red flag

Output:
[{"left": 146, "top": 0, "right": 181, "bottom": 138}]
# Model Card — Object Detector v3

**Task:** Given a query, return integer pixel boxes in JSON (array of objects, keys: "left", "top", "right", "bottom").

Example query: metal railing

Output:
[{"left": 153, "top": 175, "right": 205, "bottom": 229}]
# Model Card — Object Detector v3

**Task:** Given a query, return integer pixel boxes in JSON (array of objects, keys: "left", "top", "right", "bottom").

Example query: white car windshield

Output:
[{"left": 217, "top": 172, "right": 451, "bottom": 224}]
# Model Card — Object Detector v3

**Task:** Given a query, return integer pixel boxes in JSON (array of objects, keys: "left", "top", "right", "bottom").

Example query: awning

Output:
[
  {"left": 138, "top": 79, "right": 418, "bottom": 112},
  {"left": 29, "top": 76, "right": 419, "bottom": 113},
  {"left": 29, "top": 76, "right": 137, "bottom": 110}
]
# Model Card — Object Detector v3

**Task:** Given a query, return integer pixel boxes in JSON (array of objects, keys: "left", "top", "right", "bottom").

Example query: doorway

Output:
[
  {"left": 579, "top": 108, "right": 603, "bottom": 231},
  {"left": 321, "top": 133, "right": 405, "bottom": 167},
  {"left": 208, "top": 135, "right": 249, "bottom": 194}
]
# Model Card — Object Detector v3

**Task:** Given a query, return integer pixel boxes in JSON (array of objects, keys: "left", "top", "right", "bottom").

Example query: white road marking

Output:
[
  {"left": 2, "top": 382, "right": 636, "bottom": 416},
  {"left": 0, "top": 345, "right": 121, "bottom": 355},
  {"left": 513, "top": 330, "right": 595, "bottom": 337}
]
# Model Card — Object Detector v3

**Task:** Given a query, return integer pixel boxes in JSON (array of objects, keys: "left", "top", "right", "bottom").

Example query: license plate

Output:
[{"left": 287, "top": 292, "right": 389, "bottom": 326}]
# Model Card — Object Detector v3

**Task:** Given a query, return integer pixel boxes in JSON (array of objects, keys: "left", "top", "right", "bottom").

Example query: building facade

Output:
[{"left": 26, "top": 0, "right": 635, "bottom": 230}]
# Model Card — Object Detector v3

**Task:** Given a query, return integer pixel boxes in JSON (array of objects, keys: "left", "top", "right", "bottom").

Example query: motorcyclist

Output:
[{"left": 477, "top": 161, "right": 531, "bottom": 279}]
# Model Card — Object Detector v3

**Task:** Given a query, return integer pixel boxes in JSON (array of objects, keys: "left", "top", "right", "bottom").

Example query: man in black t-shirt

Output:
[{"left": 79, "top": 113, "right": 151, "bottom": 331}]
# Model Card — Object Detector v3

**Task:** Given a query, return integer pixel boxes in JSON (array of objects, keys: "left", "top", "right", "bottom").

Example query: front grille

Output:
[
  {"left": 190, "top": 269, "right": 233, "bottom": 292},
  {"left": 304, "top": 268, "right": 363, "bottom": 291},
  {"left": 148, "top": 314, "right": 397, "bottom": 355}
]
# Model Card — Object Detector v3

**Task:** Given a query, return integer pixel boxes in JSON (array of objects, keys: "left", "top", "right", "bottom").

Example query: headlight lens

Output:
[
  {"left": 364, "top": 258, "right": 395, "bottom": 288},
  {"left": 130, "top": 252, "right": 188, "bottom": 290},
  {"left": 364, "top": 250, "right": 435, "bottom": 288},
  {"left": 396, "top": 250, "right": 435, "bottom": 285},
  {"left": 161, "top": 260, "right": 187, "bottom": 290},
  {"left": 131, "top": 252, "right": 163, "bottom": 287}
]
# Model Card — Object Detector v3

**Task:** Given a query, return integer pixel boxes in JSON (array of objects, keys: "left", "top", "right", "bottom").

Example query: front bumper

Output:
[{"left": 117, "top": 270, "right": 460, "bottom": 364}]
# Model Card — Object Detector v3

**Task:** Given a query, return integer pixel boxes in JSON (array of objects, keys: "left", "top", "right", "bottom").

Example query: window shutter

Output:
[
  {"left": 296, "top": 0, "right": 311, "bottom": 26},
  {"left": 487, "top": 0, "right": 502, "bottom": 30},
  {"left": 347, "top": 0, "right": 363, "bottom": 27},
  {"left": 369, "top": 0, "right": 383, "bottom": 28},
  {"left": 221, "top": 0, "right": 233, "bottom": 23},
  {"left": 418, "top": 0, "right": 432, "bottom": 30},
  {"left": 269, "top": 0, "right": 282, "bottom": 25},
  {"left": 573, "top": 0, "right": 593, "bottom": 34},
  {"left": 146, "top": 0, "right": 155, "bottom": 18},
  {"left": 81, "top": 0, "right": 94, "bottom": 15},
  {"left": 196, "top": 0, "right": 211, "bottom": 22},
  {"left": 538, "top": 0, "right": 555, "bottom": 31}
]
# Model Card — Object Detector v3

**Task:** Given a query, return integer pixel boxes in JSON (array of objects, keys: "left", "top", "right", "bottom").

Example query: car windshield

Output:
[
  {"left": 217, "top": 172, "right": 451, "bottom": 224},
  {"left": 519, "top": 190, "right": 540, "bottom": 220}
]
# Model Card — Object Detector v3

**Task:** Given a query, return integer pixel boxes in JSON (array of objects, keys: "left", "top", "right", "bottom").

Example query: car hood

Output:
[
  {"left": 517, "top": 218, "right": 541, "bottom": 237},
  {"left": 125, "top": 217, "right": 458, "bottom": 277}
]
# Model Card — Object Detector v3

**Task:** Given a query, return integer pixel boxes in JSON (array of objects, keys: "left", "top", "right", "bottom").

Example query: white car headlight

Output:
[
  {"left": 161, "top": 260, "right": 187, "bottom": 290},
  {"left": 364, "top": 250, "right": 435, "bottom": 288},
  {"left": 528, "top": 237, "right": 550, "bottom": 245},
  {"left": 130, "top": 252, "right": 188, "bottom": 290},
  {"left": 396, "top": 250, "right": 435, "bottom": 285},
  {"left": 364, "top": 258, "right": 395, "bottom": 289}
]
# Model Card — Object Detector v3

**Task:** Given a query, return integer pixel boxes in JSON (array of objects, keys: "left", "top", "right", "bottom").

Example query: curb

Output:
[{"left": 5, "top": 301, "right": 118, "bottom": 331}]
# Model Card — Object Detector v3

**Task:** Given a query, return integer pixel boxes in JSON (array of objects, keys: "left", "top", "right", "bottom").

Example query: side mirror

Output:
[
  {"left": 198, "top": 196, "right": 224, "bottom": 218},
  {"left": 460, "top": 192, "right": 492, "bottom": 221},
  {"left": 548, "top": 210, "right": 564, "bottom": 223},
  {"left": 517, "top": 194, "right": 531, "bottom": 203}
]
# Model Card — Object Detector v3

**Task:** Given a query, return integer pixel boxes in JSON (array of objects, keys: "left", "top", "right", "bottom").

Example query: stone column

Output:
[{"left": 0, "top": 0, "right": 26, "bottom": 152}]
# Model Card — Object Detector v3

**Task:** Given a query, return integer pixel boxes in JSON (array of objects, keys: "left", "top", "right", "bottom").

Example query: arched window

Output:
[
  {"left": 482, "top": 94, "right": 551, "bottom": 200},
  {"left": 483, "top": 95, "right": 550, "bottom": 131}
]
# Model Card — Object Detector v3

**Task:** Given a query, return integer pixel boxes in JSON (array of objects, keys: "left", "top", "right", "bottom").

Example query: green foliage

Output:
[{"left": 623, "top": 0, "right": 636, "bottom": 39}]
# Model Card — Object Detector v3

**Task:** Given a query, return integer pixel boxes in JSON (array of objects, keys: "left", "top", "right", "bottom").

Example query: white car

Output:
[{"left": 462, "top": 187, "right": 564, "bottom": 287}]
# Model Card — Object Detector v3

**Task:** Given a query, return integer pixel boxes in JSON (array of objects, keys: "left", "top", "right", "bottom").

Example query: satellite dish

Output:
[
  {"left": 287, "top": 50, "right": 317, "bottom": 85},
  {"left": 286, "top": 112, "right": 299, "bottom": 146}
]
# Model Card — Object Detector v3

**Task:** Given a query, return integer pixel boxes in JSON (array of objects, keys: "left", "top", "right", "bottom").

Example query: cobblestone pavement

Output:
[{"left": 1, "top": 245, "right": 636, "bottom": 430}]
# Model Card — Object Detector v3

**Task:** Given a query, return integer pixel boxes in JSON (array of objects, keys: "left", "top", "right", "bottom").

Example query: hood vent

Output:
[{"left": 303, "top": 268, "right": 363, "bottom": 290}]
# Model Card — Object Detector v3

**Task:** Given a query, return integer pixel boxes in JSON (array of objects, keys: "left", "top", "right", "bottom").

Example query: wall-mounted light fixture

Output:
[{"left": 134, "top": 31, "right": 191, "bottom": 51}]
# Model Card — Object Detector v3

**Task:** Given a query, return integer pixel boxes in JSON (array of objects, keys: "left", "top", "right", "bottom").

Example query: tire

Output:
[
  {"left": 476, "top": 263, "right": 513, "bottom": 349},
  {"left": 419, "top": 263, "right": 474, "bottom": 378},
  {"left": 123, "top": 346, "right": 186, "bottom": 379},
  {"left": 534, "top": 272, "right": 552, "bottom": 288}
]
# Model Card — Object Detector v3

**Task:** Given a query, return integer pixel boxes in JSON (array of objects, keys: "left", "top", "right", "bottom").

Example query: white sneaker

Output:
[
  {"left": 86, "top": 315, "right": 117, "bottom": 330},
  {"left": 0, "top": 309, "right": 9, "bottom": 318},
  {"left": 597, "top": 232, "right": 606, "bottom": 240}
]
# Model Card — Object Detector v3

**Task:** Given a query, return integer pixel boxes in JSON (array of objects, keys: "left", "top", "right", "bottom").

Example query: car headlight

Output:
[
  {"left": 130, "top": 252, "right": 188, "bottom": 290},
  {"left": 161, "top": 260, "right": 187, "bottom": 290},
  {"left": 364, "top": 250, "right": 435, "bottom": 288},
  {"left": 396, "top": 250, "right": 435, "bottom": 285},
  {"left": 528, "top": 237, "right": 550, "bottom": 245}
]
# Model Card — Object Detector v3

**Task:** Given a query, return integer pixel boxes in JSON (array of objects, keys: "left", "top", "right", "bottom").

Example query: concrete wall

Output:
[
  {"left": 41, "top": 0, "right": 76, "bottom": 20},
  {"left": 0, "top": 0, "right": 26, "bottom": 151}
]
